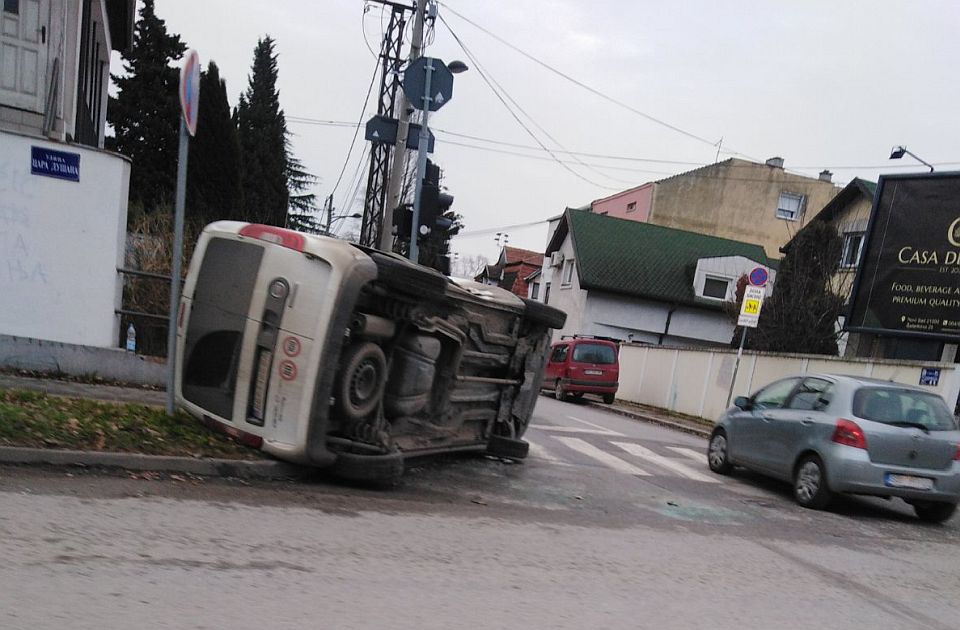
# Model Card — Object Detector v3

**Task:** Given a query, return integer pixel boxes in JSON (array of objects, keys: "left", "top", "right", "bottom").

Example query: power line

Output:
[
  {"left": 329, "top": 32, "right": 385, "bottom": 199},
  {"left": 456, "top": 219, "right": 551, "bottom": 237},
  {"left": 439, "top": 2, "right": 739, "bottom": 156},
  {"left": 287, "top": 116, "right": 960, "bottom": 173},
  {"left": 440, "top": 15, "right": 621, "bottom": 191}
]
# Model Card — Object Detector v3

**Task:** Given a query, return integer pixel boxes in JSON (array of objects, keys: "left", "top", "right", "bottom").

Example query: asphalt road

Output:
[{"left": 1, "top": 394, "right": 958, "bottom": 630}]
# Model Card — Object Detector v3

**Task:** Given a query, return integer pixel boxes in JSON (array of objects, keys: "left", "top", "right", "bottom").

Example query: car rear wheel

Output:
[
  {"left": 602, "top": 393, "right": 615, "bottom": 404},
  {"left": 913, "top": 501, "right": 958, "bottom": 524},
  {"left": 794, "top": 454, "right": 833, "bottom": 510},
  {"left": 707, "top": 429, "right": 733, "bottom": 475},
  {"left": 554, "top": 380, "right": 567, "bottom": 402}
]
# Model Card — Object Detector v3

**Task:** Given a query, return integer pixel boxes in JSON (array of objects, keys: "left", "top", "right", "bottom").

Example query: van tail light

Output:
[
  {"left": 954, "top": 443, "right": 960, "bottom": 461},
  {"left": 201, "top": 415, "right": 263, "bottom": 450},
  {"left": 832, "top": 419, "right": 867, "bottom": 449},
  {"left": 239, "top": 224, "right": 306, "bottom": 252}
]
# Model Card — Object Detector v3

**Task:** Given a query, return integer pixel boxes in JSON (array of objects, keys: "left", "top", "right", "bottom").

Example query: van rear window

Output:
[
  {"left": 572, "top": 343, "right": 616, "bottom": 364},
  {"left": 182, "top": 238, "right": 264, "bottom": 419}
]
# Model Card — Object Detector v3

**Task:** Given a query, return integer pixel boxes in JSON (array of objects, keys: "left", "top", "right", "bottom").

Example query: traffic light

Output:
[{"left": 418, "top": 160, "right": 454, "bottom": 232}]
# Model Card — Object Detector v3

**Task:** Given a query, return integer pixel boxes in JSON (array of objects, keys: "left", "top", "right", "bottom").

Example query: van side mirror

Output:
[{"left": 734, "top": 396, "right": 752, "bottom": 411}]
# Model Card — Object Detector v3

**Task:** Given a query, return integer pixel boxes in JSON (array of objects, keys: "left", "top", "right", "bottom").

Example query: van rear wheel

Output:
[
  {"left": 554, "top": 380, "right": 567, "bottom": 402},
  {"left": 336, "top": 342, "right": 387, "bottom": 421},
  {"left": 369, "top": 251, "right": 447, "bottom": 298},
  {"left": 332, "top": 450, "right": 404, "bottom": 486}
]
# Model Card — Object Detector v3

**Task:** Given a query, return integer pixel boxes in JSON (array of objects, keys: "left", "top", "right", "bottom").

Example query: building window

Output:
[
  {"left": 544, "top": 282, "right": 551, "bottom": 303},
  {"left": 561, "top": 259, "right": 575, "bottom": 286},
  {"left": 626, "top": 201, "right": 637, "bottom": 213},
  {"left": 841, "top": 232, "right": 865, "bottom": 268},
  {"left": 3, "top": 0, "right": 19, "bottom": 15},
  {"left": 530, "top": 281, "right": 540, "bottom": 300},
  {"left": 776, "top": 192, "right": 805, "bottom": 221},
  {"left": 702, "top": 276, "right": 730, "bottom": 300}
]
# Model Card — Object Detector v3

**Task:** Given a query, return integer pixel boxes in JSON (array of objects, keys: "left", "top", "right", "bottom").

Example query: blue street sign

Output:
[
  {"left": 30, "top": 146, "right": 80, "bottom": 182},
  {"left": 919, "top": 368, "right": 940, "bottom": 386}
]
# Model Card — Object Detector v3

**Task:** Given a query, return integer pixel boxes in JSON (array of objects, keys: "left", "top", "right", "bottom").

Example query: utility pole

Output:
[
  {"left": 323, "top": 194, "right": 334, "bottom": 233},
  {"left": 380, "top": 0, "right": 428, "bottom": 252},
  {"left": 358, "top": 1, "right": 410, "bottom": 249}
]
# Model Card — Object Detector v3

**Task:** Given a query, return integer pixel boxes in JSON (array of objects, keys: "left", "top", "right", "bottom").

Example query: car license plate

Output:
[
  {"left": 584, "top": 369, "right": 602, "bottom": 376},
  {"left": 884, "top": 473, "right": 934, "bottom": 490},
  {"left": 252, "top": 350, "right": 273, "bottom": 419}
]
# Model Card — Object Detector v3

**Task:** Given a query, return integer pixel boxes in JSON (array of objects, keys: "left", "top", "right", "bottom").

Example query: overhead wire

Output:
[
  {"left": 439, "top": 14, "right": 621, "bottom": 191},
  {"left": 329, "top": 21, "right": 386, "bottom": 200},
  {"left": 287, "top": 115, "right": 960, "bottom": 174},
  {"left": 438, "top": 2, "right": 740, "bottom": 157}
]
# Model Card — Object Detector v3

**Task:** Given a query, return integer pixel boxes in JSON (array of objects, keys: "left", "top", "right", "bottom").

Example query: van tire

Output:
[
  {"left": 336, "top": 342, "right": 387, "bottom": 421},
  {"left": 486, "top": 434, "right": 529, "bottom": 460},
  {"left": 332, "top": 449, "right": 404, "bottom": 485},
  {"left": 369, "top": 252, "right": 447, "bottom": 298},
  {"left": 521, "top": 298, "right": 567, "bottom": 329}
]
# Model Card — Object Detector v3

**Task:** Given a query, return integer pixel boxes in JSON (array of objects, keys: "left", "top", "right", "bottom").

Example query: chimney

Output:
[
  {"left": 765, "top": 157, "right": 785, "bottom": 169},
  {"left": 819, "top": 170, "right": 833, "bottom": 183}
]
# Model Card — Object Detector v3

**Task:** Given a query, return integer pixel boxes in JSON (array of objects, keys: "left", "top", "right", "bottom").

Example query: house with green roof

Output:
[{"left": 543, "top": 209, "right": 777, "bottom": 346}]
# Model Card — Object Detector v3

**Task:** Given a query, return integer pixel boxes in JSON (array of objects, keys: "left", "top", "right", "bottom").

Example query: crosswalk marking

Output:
[
  {"left": 529, "top": 424, "right": 622, "bottom": 436},
  {"left": 565, "top": 416, "right": 624, "bottom": 436},
  {"left": 554, "top": 437, "right": 650, "bottom": 476},
  {"left": 613, "top": 442, "right": 718, "bottom": 483},
  {"left": 527, "top": 441, "right": 572, "bottom": 466},
  {"left": 666, "top": 446, "right": 707, "bottom": 464}
]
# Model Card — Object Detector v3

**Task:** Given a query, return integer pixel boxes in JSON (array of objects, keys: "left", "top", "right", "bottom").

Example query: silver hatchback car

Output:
[{"left": 708, "top": 374, "right": 960, "bottom": 523}]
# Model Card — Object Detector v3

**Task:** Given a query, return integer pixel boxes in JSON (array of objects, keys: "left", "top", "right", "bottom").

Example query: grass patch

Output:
[{"left": 0, "top": 388, "right": 261, "bottom": 459}]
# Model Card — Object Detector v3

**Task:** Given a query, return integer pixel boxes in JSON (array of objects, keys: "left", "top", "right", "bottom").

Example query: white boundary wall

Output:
[
  {"left": 0, "top": 131, "right": 130, "bottom": 347},
  {"left": 618, "top": 344, "right": 960, "bottom": 421}
]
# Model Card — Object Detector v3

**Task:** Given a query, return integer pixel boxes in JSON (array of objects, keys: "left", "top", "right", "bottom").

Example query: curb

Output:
[
  {"left": 0, "top": 446, "right": 304, "bottom": 480},
  {"left": 585, "top": 402, "right": 712, "bottom": 439}
]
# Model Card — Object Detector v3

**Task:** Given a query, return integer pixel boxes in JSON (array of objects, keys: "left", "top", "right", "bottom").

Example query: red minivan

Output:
[{"left": 542, "top": 336, "right": 619, "bottom": 403}]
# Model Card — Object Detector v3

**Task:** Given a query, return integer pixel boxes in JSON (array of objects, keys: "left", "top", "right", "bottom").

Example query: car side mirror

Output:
[{"left": 734, "top": 396, "right": 752, "bottom": 411}]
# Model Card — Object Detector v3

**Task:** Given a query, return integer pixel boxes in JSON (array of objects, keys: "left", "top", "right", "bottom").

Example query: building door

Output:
[{"left": 0, "top": 0, "right": 49, "bottom": 112}]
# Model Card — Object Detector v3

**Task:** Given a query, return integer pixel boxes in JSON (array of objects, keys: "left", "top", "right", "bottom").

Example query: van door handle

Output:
[{"left": 801, "top": 418, "right": 814, "bottom": 426}]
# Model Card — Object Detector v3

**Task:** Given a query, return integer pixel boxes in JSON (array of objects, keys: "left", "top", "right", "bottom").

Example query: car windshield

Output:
[
  {"left": 853, "top": 388, "right": 957, "bottom": 431},
  {"left": 572, "top": 343, "right": 616, "bottom": 364}
]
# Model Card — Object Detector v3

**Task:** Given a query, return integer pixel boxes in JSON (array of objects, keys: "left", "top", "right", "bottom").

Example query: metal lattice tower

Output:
[{"left": 359, "top": 5, "right": 408, "bottom": 248}]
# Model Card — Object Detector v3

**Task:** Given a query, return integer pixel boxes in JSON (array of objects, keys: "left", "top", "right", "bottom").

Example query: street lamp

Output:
[
  {"left": 889, "top": 145, "right": 935, "bottom": 172},
  {"left": 325, "top": 212, "right": 362, "bottom": 234},
  {"left": 447, "top": 60, "right": 469, "bottom": 74}
]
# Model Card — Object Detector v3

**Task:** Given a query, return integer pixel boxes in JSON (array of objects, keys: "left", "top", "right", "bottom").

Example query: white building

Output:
[
  {"left": 541, "top": 209, "right": 776, "bottom": 346},
  {"left": 1, "top": 0, "right": 134, "bottom": 346}
]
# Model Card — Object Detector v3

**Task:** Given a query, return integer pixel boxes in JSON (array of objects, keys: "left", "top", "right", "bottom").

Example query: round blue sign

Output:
[{"left": 749, "top": 267, "right": 768, "bottom": 287}]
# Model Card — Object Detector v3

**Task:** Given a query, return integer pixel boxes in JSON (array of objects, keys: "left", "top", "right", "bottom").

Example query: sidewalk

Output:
[
  {"left": 583, "top": 397, "right": 714, "bottom": 439},
  {"left": 0, "top": 373, "right": 164, "bottom": 406},
  {"left": 0, "top": 373, "right": 303, "bottom": 479}
]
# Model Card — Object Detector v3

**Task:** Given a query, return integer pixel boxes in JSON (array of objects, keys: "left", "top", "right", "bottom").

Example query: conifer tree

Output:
[
  {"left": 236, "top": 36, "right": 290, "bottom": 226},
  {"left": 236, "top": 36, "right": 318, "bottom": 228},
  {"left": 187, "top": 61, "right": 242, "bottom": 223},
  {"left": 108, "top": 0, "right": 186, "bottom": 211}
]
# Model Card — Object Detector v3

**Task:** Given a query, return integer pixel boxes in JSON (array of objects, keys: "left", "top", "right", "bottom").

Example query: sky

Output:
[{"left": 146, "top": 0, "right": 960, "bottom": 271}]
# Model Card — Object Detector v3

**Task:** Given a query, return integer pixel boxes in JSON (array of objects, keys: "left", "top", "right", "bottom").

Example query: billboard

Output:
[{"left": 847, "top": 172, "right": 960, "bottom": 341}]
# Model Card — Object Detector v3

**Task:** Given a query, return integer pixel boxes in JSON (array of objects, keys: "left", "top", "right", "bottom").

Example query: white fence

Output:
[{"left": 618, "top": 344, "right": 960, "bottom": 422}]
